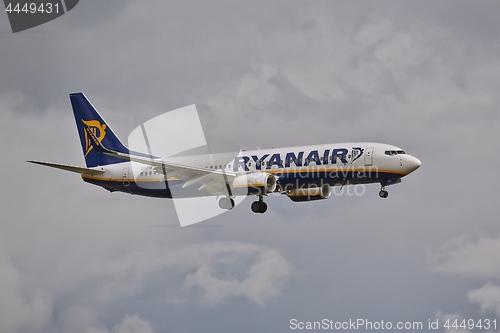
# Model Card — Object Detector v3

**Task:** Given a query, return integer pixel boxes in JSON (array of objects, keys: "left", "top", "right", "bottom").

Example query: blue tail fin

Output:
[{"left": 70, "top": 93, "right": 130, "bottom": 167}]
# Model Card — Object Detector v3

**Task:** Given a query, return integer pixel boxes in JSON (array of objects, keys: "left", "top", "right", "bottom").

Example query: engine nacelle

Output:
[
  {"left": 286, "top": 184, "right": 332, "bottom": 202},
  {"left": 233, "top": 173, "right": 277, "bottom": 195}
]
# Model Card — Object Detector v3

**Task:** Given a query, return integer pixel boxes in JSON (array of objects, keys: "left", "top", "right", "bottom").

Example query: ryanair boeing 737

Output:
[{"left": 29, "top": 93, "right": 421, "bottom": 214}]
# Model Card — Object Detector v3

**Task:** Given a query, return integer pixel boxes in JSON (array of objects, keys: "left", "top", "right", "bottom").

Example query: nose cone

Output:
[{"left": 406, "top": 155, "right": 421, "bottom": 173}]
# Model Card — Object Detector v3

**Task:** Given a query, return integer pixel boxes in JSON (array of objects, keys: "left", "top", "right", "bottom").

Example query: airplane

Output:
[{"left": 29, "top": 93, "right": 421, "bottom": 214}]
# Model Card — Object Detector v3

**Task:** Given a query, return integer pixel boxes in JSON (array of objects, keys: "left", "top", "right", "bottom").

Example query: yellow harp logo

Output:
[{"left": 82, "top": 120, "right": 107, "bottom": 156}]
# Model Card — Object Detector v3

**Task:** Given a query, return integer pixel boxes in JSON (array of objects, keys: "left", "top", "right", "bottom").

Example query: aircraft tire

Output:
[
  {"left": 251, "top": 201, "right": 261, "bottom": 213},
  {"left": 379, "top": 190, "right": 388, "bottom": 198}
]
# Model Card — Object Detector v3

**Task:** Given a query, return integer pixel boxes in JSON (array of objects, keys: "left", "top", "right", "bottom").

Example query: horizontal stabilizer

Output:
[{"left": 27, "top": 161, "right": 105, "bottom": 176}]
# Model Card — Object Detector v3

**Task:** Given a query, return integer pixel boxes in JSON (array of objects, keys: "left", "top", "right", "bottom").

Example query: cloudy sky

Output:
[{"left": 1, "top": 1, "right": 500, "bottom": 332}]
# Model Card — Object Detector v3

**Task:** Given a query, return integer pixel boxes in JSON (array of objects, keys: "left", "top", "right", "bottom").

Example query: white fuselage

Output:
[{"left": 81, "top": 142, "right": 421, "bottom": 199}]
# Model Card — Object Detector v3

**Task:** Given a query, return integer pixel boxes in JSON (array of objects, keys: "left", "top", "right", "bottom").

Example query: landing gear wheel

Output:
[
  {"left": 379, "top": 190, "right": 388, "bottom": 198},
  {"left": 251, "top": 201, "right": 261, "bottom": 213},
  {"left": 251, "top": 196, "right": 268, "bottom": 214},
  {"left": 218, "top": 197, "right": 234, "bottom": 210}
]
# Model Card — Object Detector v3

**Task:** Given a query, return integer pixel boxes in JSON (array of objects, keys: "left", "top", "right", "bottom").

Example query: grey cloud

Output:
[
  {"left": 2, "top": 1, "right": 500, "bottom": 332},
  {"left": 179, "top": 244, "right": 293, "bottom": 307},
  {"left": 431, "top": 235, "right": 500, "bottom": 279},
  {"left": 0, "top": 249, "right": 53, "bottom": 333},
  {"left": 57, "top": 309, "right": 155, "bottom": 333},
  {"left": 431, "top": 236, "right": 500, "bottom": 330},
  {"left": 468, "top": 282, "right": 500, "bottom": 317},
  {"left": 111, "top": 314, "right": 155, "bottom": 333},
  {"left": 57, "top": 307, "right": 108, "bottom": 333},
  {"left": 67, "top": 241, "right": 293, "bottom": 307}
]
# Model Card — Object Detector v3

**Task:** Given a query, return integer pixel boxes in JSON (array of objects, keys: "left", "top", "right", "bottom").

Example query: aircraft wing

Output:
[
  {"left": 160, "top": 160, "right": 236, "bottom": 195},
  {"left": 84, "top": 126, "right": 237, "bottom": 195},
  {"left": 27, "top": 161, "right": 105, "bottom": 176}
]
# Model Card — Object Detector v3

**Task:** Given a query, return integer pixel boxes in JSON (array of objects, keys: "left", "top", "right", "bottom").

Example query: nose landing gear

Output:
[
  {"left": 379, "top": 178, "right": 401, "bottom": 198},
  {"left": 251, "top": 196, "right": 267, "bottom": 213},
  {"left": 379, "top": 186, "right": 389, "bottom": 198}
]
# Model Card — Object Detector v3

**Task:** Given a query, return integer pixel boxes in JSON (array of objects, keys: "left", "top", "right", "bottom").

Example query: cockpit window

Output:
[{"left": 385, "top": 150, "right": 406, "bottom": 156}]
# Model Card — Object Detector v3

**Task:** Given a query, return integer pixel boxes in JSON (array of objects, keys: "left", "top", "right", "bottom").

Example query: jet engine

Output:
[
  {"left": 286, "top": 184, "right": 332, "bottom": 202},
  {"left": 233, "top": 173, "right": 277, "bottom": 195}
]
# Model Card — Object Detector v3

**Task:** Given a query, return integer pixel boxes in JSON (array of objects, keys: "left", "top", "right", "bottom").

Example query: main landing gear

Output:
[
  {"left": 251, "top": 196, "right": 267, "bottom": 213},
  {"left": 379, "top": 186, "right": 389, "bottom": 198},
  {"left": 219, "top": 196, "right": 268, "bottom": 213},
  {"left": 218, "top": 197, "right": 235, "bottom": 210}
]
